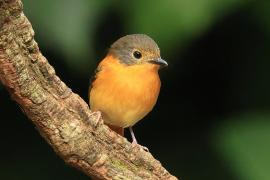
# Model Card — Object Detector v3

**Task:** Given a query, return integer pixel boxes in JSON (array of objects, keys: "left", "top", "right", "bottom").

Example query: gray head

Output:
[{"left": 108, "top": 34, "right": 167, "bottom": 67}]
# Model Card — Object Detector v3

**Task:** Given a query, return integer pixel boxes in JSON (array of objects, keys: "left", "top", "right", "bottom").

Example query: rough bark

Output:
[{"left": 0, "top": 0, "right": 177, "bottom": 179}]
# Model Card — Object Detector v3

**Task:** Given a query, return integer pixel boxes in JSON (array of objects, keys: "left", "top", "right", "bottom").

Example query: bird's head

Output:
[{"left": 108, "top": 34, "right": 168, "bottom": 68}]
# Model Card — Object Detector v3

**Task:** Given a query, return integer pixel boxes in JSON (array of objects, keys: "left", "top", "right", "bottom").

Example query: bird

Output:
[{"left": 89, "top": 34, "right": 167, "bottom": 147}]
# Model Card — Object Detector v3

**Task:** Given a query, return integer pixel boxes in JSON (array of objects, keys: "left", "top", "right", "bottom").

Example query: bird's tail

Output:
[{"left": 107, "top": 124, "right": 124, "bottom": 136}]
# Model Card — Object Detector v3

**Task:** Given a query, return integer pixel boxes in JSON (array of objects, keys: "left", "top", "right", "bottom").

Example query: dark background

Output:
[{"left": 1, "top": 0, "right": 270, "bottom": 179}]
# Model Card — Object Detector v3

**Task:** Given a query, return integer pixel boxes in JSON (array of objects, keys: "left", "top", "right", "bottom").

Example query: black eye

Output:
[{"left": 133, "top": 51, "right": 142, "bottom": 59}]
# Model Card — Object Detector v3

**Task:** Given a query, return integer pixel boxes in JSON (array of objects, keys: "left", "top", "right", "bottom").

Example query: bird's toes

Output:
[
  {"left": 131, "top": 141, "right": 149, "bottom": 152},
  {"left": 89, "top": 110, "right": 103, "bottom": 127},
  {"left": 140, "top": 145, "right": 149, "bottom": 152}
]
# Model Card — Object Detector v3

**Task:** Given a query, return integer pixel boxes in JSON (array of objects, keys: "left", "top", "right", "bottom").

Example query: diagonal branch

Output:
[{"left": 0, "top": 0, "right": 177, "bottom": 179}]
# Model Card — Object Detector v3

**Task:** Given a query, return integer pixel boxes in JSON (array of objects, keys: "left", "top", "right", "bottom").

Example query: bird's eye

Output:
[{"left": 133, "top": 51, "right": 142, "bottom": 59}]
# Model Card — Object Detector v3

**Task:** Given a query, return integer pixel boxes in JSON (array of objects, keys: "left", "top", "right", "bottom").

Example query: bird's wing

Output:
[{"left": 88, "top": 65, "right": 102, "bottom": 94}]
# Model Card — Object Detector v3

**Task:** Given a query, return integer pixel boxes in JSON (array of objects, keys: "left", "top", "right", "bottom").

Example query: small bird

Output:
[{"left": 89, "top": 34, "right": 167, "bottom": 147}]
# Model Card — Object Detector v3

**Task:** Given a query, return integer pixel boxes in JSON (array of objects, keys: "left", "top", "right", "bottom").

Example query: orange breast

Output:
[{"left": 89, "top": 56, "right": 161, "bottom": 128}]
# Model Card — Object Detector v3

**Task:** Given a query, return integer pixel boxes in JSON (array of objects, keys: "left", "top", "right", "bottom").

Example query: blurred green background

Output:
[{"left": 1, "top": 0, "right": 270, "bottom": 179}]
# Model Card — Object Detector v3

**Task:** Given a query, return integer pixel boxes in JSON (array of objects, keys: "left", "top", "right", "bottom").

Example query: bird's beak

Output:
[{"left": 148, "top": 58, "right": 168, "bottom": 67}]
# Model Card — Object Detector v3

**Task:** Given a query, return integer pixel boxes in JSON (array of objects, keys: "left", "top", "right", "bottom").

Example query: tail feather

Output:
[{"left": 107, "top": 124, "right": 124, "bottom": 136}]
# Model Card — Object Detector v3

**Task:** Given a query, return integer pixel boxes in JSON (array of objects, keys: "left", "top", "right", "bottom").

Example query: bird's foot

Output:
[
  {"left": 131, "top": 140, "right": 149, "bottom": 152},
  {"left": 129, "top": 126, "right": 149, "bottom": 151},
  {"left": 89, "top": 111, "right": 103, "bottom": 127}
]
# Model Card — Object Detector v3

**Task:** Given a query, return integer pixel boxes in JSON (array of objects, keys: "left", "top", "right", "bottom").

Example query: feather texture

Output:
[{"left": 89, "top": 55, "right": 161, "bottom": 128}]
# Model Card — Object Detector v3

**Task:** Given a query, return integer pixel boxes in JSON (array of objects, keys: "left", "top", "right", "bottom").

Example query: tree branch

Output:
[{"left": 0, "top": 0, "right": 177, "bottom": 179}]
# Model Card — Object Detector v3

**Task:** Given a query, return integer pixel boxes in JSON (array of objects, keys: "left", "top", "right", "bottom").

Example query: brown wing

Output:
[{"left": 88, "top": 65, "right": 102, "bottom": 95}]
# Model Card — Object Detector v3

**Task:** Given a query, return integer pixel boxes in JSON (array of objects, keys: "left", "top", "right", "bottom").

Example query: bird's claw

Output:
[
  {"left": 89, "top": 111, "right": 102, "bottom": 127},
  {"left": 131, "top": 141, "right": 149, "bottom": 152}
]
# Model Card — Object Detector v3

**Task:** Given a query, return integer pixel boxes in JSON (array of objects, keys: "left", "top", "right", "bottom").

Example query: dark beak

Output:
[{"left": 149, "top": 58, "right": 168, "bottom": 67}]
